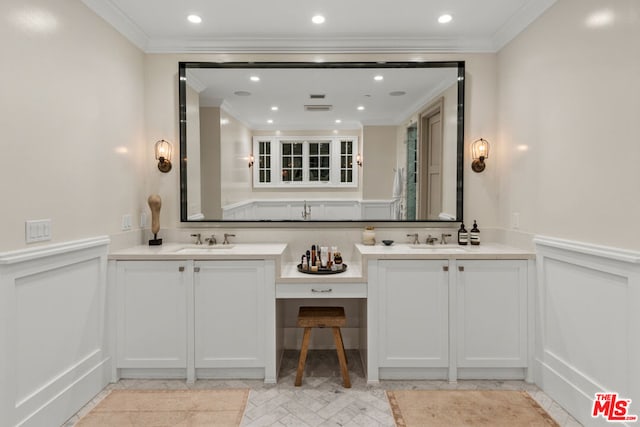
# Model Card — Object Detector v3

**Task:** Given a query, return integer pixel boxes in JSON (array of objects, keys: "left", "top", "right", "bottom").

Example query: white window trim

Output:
[{"left": 252, "top": 136, "right": 359, "bottom": 189}]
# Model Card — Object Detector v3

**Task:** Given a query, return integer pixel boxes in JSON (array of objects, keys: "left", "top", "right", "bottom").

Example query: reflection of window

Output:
[
  {"left": 258, "top": 140, "right": 271, "bottom": 183},
  {"left": 340, "top": 140, "right": 353, "bottom": 183},
  {"left": 252, "top": 136, "right": 358, "bottom": 188},
  {"left": 281, "top": 142, "right": 303, "bottom": 182},
  {"left": 309, "top": 142, "right": 330, "bottom": 181}
]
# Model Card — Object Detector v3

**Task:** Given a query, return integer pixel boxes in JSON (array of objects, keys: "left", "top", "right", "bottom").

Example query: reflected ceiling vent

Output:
[
  {"left": 304, "top": 104, "right": 332, "bottom": 112},
  {"left": 309, "top": 94, "right": 326, "bottom": 99}
]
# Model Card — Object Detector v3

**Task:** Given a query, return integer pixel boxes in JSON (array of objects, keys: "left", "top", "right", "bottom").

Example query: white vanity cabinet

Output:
[
  {"left": 194, "top": 260, "right": 266, "bottom": 375},
  {"left": 455, "top": 260, "right": 528, "bottom": 369},
  {"left": 115, "top": 260, "right": 191, "bottom": 370},
  {"left": 376, "top": 259, "right": 449, "bottom": 370},
  {"left": 112, "top": 256, "right": 277, "bottom": 382}
]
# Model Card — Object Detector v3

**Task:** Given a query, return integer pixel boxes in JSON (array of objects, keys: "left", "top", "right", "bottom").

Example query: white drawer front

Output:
[{"left": 276, "top": 282, "right": 366, "bottom": 299}]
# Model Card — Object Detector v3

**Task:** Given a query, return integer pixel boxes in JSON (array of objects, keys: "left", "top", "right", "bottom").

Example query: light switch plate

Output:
[
  {"left": 121, "top": 214, "right": 132, "bottom": 231},
  {"left": 25, "top": 219, "right": 52, "bottom": 243}
]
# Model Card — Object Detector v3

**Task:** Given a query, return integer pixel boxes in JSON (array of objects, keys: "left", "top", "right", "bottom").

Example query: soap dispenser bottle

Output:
[
  {"left": 470, "top": 220, "right": 480, "bottom": 245},
  {"left": 458, "top": 223, "right": 468, "bottom": 245}
]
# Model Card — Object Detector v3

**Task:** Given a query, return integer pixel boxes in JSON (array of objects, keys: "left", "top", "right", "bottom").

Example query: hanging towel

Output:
[{"left": 392, "top": 167, "right": 403, "bottom": 198}]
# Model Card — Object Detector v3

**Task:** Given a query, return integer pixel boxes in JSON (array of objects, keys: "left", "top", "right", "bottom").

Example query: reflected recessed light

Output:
[
  {"left": 357, "top": 106, "right": 365, "bottom": 111},
  {"left": 271, "top": 106, "right": 279, "bottom": 111},
  {"left": 250, "top": 75, "right": 260, "bottom": 82},
  {"left": 374, "top": 75, "right": 384, "bottom": 81},
  {"left": 335, "top": 119, "right": 342, "bottom": 124},
  {"left": 333, "top": 130, "right": 338, "bottom": 134},
  {"left": 389, "top": 91, "right": 406, "bottom": 96},
  {"left": 267, "top": 119, "right": 274, "bottom": 124},
  {"left": 438, "top": 14, "right": 452, "bottom": 24},
  {"left": 312, "top": 15, "right": 325, "bottom": 24},
  {"left": 234, "top": 91, "right": 251, "bottom": 96},
  {"left": 187, "top": 14, "right": 202, "bottom": 24}
]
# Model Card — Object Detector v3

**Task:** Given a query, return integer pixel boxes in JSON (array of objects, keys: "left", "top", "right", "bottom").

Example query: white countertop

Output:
[
  {"left": 109, "top": 243, "right": 288, "bottom": 260},
  {"left": 355, "top": 242, "right": 535, "bottom": 260}
]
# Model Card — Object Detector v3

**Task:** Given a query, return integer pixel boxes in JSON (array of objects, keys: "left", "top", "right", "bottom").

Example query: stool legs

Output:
[
  {"left": 295, "top": 327, "right": 312, "bottom": 386},
  {"left": 332, "top": 327, "right": 351, "bottom": 388}
]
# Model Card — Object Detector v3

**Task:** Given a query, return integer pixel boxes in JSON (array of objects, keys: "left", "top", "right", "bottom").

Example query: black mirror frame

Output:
[{"left": 178, "top": 61, "right": 465, "bottom": 224}]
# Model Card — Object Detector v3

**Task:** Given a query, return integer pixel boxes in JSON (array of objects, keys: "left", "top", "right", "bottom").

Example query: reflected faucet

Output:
[{"left": 301, "top": 201, "right": 311, "bottom": 220}]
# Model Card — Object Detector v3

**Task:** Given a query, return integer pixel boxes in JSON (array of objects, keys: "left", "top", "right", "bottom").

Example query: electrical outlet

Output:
[
  {"left": 25, "top": 219, "right": 52, "bottom": 243},
  {"left": 121, "top": 214, "right": 132, "bottom": 231}
]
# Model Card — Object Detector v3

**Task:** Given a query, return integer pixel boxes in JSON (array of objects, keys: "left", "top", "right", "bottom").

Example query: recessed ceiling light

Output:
[
  {"left": 267, "top": 119, "right": 274, "bottom": 124},
  {"left": 312, "top": 15, "right": 325, "bottom": 24},
  {"left": 220, "top": 118, "right": 229, "bottom": 125},
  {"left": 357, "top": 106, "right": 365, "bottom": 111},
  {"left": 438, "top": 14, "right": 452, "bottom": 24},
  {"left": 335, "top": 119, "right": 342, "bottom": 124},
  {"left": 271, "top": 106, "right": 279, "bottom": 111},
  {"left": 250, "top": 76, "right": 260, "bottom": 82},
  {"left": 374, "top": 75, "right": 384, "bottom": 81},
  {"left": 187, "top": 14, "right": 202, "bottom": 24}
]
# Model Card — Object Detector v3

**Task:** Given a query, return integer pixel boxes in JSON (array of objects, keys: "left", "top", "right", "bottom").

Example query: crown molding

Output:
[
  {"left": 81, "top": 0, "right": 149, "bottom": 51},
  {"left": 492, "top": 0, "right": 557, "bottom": 51}
]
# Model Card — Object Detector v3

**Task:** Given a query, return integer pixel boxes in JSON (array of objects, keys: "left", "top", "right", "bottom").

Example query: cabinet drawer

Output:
[{"left": 276, "top": 282, "right": 366, "bottom": 299}]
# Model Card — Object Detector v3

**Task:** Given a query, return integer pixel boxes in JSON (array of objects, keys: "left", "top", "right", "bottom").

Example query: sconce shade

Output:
[
  {"left": 155, "top": 139, "right": 172, "bottom": 173},
  {"left": 471, "top": 138, "right": 489, "bottom": 173},
  {"left": 248, "top": 154, "right": 255, "bottom": 168},
  {"left": 356, "top": 153, "right": 363, "bottom": 167}
]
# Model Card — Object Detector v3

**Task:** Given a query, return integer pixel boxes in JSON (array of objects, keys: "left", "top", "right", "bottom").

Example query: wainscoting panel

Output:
[
  {"left": 534, "top": 236, "right": 640, "bottom": 427},
  {"left": 0, "top": 237, "right": 111, "bottom": 427}
]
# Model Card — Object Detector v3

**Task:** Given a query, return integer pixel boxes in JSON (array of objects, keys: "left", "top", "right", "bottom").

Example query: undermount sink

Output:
[
  {"left": 407, "top": 244, "right": 467, "bottom": 252},
  {"left": 174, "top": 245, "right": 235, "bottom": 253}
]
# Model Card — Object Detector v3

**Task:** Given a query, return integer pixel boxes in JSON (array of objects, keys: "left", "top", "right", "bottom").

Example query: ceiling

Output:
[{"left": 82, "top": 0, "right": 557, "bottom": 53}]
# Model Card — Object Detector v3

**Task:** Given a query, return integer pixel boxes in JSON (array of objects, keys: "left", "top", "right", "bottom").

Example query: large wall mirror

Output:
[{"left": 179, "top": 61, "right": 464, "bottom": 223}]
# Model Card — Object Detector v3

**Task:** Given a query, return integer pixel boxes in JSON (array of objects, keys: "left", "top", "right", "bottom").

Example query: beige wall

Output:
[
  {"left": 0, "top": 0, "right": 145, "bottom": 251},
  {"left": 496, "top": 0, "right": 640, "bottom": 250},
  {"left": 199, "top": 107, "right": 222, "bottom": 218},
  {"left": 362, "top": 126, "right": 398, "bottom": 199}
]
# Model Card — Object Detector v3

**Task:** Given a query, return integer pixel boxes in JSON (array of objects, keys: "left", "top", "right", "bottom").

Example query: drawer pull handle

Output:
[
  {"left": 458, "top": 266, "right": 464, "bottom": 272},
  {"left": 178, "top": 266, "right": 185, "bottom": 272},
  {"left": 311, "top": 288, "right": 332, "bottom": 293},
  {"left": 443, "top": 266, "right": 449, "bottom": 272},
  {"left": 194, "top": 267, "right": 200, "bottom": 273}
]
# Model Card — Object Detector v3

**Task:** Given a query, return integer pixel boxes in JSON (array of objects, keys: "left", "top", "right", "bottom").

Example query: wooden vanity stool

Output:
[{"left": 295, "top": 306, "right": 351, "bottom": 388}]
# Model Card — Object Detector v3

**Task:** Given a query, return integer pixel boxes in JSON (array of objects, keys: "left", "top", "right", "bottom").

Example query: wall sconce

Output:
[
  {"left": 248, "top": 154, "right": 255, "bottom": 168},
  {"left": 356, "top": 153, "right": 363, "bottom": 167},
  {"left": 155, "top": 139, "right": 172, "bottom": 173},
  {"left": 471, "top": 138, "right": 490, "bottom": 173}
]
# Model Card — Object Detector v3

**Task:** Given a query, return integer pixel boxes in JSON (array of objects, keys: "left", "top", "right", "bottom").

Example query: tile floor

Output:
[{"left": 63, "top": 350, "right": 582, "bottom": 426}]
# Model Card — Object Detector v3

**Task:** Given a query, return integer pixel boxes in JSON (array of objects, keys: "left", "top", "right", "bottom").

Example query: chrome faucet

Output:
[
  {"left": 223, "top": 233, "right": 235, "bottom": 245},
  {"left": 190, "top": 233, "right": 202, "bottom": 245},
  {"left": 426, "top": 234, "right": 438, "bottom": 245},
  {"left": 407, "top": 233, "right": 419, "bottom": 244},
  {"left": 301, "top": 200, "right": 311, "bottom": 220},
  {"left": 441, "top": 233, "right": 452, "bottom": 244},
  {"left": 205, "top": 235, "right": 217, "bottom": 245}
]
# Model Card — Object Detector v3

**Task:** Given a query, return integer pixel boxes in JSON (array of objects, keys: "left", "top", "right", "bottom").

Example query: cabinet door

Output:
[
  {"left": 456, "top": 260, "right": 527, "bottom": 368},
  {"left": 194, "top": 261, "right": 265, "bottom": 368},
  {"left": 116, "top": 261, "right": 189, "bottom": 368},
  {"left": 378, "top": 260, "right": 449, "bottom": 368}
]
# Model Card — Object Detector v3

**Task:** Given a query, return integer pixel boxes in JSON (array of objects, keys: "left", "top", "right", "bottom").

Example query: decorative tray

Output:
[{"left": 297, "top": 263, "right": 348, "bottom": 275}]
